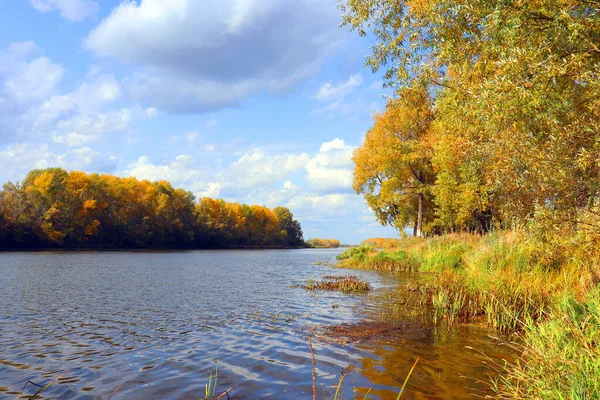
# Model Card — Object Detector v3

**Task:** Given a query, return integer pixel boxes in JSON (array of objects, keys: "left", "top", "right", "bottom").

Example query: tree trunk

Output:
[
  {"left": 413, "top": 219, "right": 418, "bottom": 237},
  {"left": 417, "top": 192, "right": 423, "bottom": 238}
]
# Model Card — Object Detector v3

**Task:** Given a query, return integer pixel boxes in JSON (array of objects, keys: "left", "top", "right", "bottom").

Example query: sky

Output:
[{"left": 0, "top": 0, "right": 400, "bottom": 244}]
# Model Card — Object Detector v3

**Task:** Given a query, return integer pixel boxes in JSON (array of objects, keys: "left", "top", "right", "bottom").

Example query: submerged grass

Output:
[
  {"left": 296, "top": 275, "right": 372, "bottom": 293},
  {"left": 337, "top": 230, "right": 600, "bottom": 397}
]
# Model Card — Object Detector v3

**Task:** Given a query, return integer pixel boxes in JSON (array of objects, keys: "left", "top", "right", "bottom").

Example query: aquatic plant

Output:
[
  {"left": 296, "top": 276, "right": 372, "bottom": 293},
  {"left": 336, "top": 246, "right": 374, "bottom": 261},
  {"left": 339, "top": 230, "right": 600, "bottom": 397}
]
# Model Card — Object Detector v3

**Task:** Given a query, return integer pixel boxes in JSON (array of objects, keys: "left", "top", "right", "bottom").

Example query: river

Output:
[{"left": 0, "top": 249, "right": 512, "bottom": 399}]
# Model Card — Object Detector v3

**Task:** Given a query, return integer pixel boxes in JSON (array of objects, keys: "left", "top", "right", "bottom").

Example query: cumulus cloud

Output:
[
  {"left": 305, "top": 138, "right": 355, "bottom": 192},
  {"left": 122, "top": 155, "right": 206, "bottom": 185},
  {"left": 0, "top": 43, "right": 139, "bottom": 146},
  {"left": 29, "top": 0, "right": 98, "bottom": 21},
  {"left": 84, "top": 0, "right": 340, "bottom": 112},
  {"left": 224, "top": 150, "right": 309, "bottom": 189},
  {"left": 0, "top": 143, "right": 118, "bottom": 182},
  {"left": 0, "top": 42, "right": 65, "bottom": 142},
  {"left": 31, "top": 73, "right": 134, "bottom": 146},
  {"left": 314, "top": 74, "right": 363, "bottom": 101}
]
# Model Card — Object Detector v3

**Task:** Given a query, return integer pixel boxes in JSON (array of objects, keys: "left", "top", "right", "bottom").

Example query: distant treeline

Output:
[
  {"left": 305, "top": 238, "right": 340, "bottom": 248},
  {"left": 0, "top": 168, "right": 305, "bottom": 249},
  {"left": 360, "top": 238, "right": 402, "bottom": 249}
]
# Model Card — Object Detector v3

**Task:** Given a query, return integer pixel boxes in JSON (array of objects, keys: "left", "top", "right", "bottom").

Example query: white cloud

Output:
[
  {"left": 311, "top": 73, "right": 383, "bottom": 120},
  {"left": 84, "top": 0, "right": 340, "bottom": 112},
  {"left": 144, "top": 107, "right": 158, "bottom": 117},
  {"left": 199, "top": 182, "right": 222, "bottom": 198},
  {"left": 0, "top": 42, "right": 64, "bottom": 105},
  {"left": 4, "top": 57, "right": 65, "bottom": 104},
  {"left": 320, "top": 138, "right": 347, "bottom": 152},
  {"left": 123, "top": 155, "right": 203, "bottom": 184},
  {"left": 283, "top": 181, "right": 296, "bottom": 190},
  {"left": 31, "top": 73, "right": 134, "bottom": 146},
  {"left": 305, "top": 138, "right": 355, "bottom": 192},
  {"left": 0, "top": 42, "right": 65, "bottom": 143},
  {"left": 314, "top": 74, "right": 363, "bottom": 101},
  {"left": 288, "top": 193, "right": 353, "bottom": 213},
  {"left": 51, "top": 132, "right": 92, "bottom": 147},
  {"left": 0, "top": 43, "right": 135, "bottom": 146},
  {"left": 0, "top": 142, "right": 118, "bottom": 182},
  {"left": 29, "top": 0, "right": 98, "bottom": 22},
  {"left": 224, "top": 150, "right": 310, "bottom": 189}
]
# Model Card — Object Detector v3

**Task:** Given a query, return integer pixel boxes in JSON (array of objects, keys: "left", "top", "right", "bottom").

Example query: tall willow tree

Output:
[
  {"left": 342, "top": 0, "right": 600, "bottom": 232},
  {"left": 353, "top": 85, "right": 435, "bottom": 237}
]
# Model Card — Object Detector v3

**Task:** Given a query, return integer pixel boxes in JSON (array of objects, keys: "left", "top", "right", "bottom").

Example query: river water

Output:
[{"left": 0, "top": 249, "right": 513, "bottom": 399}]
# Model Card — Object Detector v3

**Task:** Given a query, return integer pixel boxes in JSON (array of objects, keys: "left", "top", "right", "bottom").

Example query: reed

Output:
[
  {"left": 297, "top": 276, "right": 372, "bottom": 293},
  {"left": 337, "top": 229, "right": 600, "bottom": 397},
  {"left": 338, "top": 249, "right": 418, "bottom": 272},
  {"left": 495, "top": 290, "right": 600, "bottom": 399}
]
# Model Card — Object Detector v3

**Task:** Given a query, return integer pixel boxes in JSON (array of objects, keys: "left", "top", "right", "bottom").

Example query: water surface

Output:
[{"left": 0, "top": 250, "right": 512, "bottom": 399}]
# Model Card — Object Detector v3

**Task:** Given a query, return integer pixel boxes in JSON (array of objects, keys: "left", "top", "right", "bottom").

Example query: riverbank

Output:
[{"left": 336, "top": 231, "right": 600, "bottom": 399}]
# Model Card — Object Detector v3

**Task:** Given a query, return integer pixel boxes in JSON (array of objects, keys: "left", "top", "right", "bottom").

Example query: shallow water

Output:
[{"left": 0, "top": 249, "right": 513, "bottom": 399}]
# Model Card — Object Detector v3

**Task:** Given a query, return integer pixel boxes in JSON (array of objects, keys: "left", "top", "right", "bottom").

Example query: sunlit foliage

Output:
[
  {"left": 353, "top": 84, "right": 435, "bottom": 236},
  {"left": 342, "top": 0, "right": 600, "bottom": 235},
  {"left": 306, "top": 238, "right": 341, "bottom": 248},
  {"left": 0, "top": 168, "right": 304, "bottom": 249}
]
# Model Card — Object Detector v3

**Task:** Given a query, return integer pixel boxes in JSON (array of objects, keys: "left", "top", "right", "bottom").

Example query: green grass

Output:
[
  {"left": 337, "top": 230, "right": 600, "bottom": 398},
  {"left": 496, "top": 291, "right": 600, "bottom": 399},
  {"left": 336, "top": 245, "right": 374, "bottom": 261},
  {"left": 338, "top": 247, "right": 418, "bottom": 272}
]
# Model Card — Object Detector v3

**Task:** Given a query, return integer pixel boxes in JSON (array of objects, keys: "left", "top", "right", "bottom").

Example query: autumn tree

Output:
[
  {"left": 341, "top": 0, "right": 600, "bottom": 233},
  {"left": 353, "top": 84, "right": 435, "bottom": 237},
  {"left": 0, "top": 168, "right": 304, "bottom": 249}
]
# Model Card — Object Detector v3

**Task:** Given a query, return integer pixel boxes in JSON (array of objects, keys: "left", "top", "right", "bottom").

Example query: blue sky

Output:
[{"left": 0, "top": 0, "right": 400, "bottom": 244}]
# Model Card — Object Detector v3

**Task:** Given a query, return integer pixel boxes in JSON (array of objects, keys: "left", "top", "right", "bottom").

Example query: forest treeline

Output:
[
  {"left": 305, "top": 238, "right": 341, "bottom": 248},
  {"left": 344, "top": 0, "right": 600, "bottom": 245},
  {"left": 0, "top": 168, "right": 305, "bottom": 249}
]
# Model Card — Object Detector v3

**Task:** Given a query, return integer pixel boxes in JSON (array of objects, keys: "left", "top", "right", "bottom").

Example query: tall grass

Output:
[
  {"left": 496, "top": 291, "right": 600, "bottom": 399},
  {"left": 338, "top": 247, "right": 419, "bottom": 272},
  {"left": 339, "top": 230, "right": 600, "bottom": 397}
]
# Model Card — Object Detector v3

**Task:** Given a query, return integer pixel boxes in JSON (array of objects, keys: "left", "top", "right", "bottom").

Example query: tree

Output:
[
  {"left": 353, "top": 84, "right": 436, "bottom": 237},
  {"left": 0, "top": 169, "right": 305, "bottom": 249},
  {"left": 341, "top": 0, "right": 600, "bottom": 232},
  {"left": 273, "top": 206, "right": 304, "bottom": 246}
]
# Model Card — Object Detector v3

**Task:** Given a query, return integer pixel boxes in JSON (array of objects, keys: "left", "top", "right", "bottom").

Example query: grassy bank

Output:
[{"left": 336, "top": 231, "right": 600, "bottom": 398}]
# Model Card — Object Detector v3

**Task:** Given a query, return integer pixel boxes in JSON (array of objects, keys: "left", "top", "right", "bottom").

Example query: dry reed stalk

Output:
[{"left": 309, "top": 340, "right": 317, "bottom": 400}]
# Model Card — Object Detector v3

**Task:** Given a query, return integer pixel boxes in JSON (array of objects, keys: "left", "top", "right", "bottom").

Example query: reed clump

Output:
[
  {"left": 297, "top": 275, "right": 372, "bottom": 293},
  {"left": 336, "top": 245, "right": 375, "bottom": 261},
  {"left": 495, "top": 290, "right": 600, "bottom": 399},
  {"left": 340, "top": 229, "right": 600, "bottom": 397},
  {"left": 338, "top": 247, "right": 419, "bottom": 273}
]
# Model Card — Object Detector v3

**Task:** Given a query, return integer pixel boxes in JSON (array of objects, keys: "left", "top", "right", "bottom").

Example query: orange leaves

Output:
[
  {"left": 82, "top": 199, "right": 97, "bottom": 211},
  {"left": 1, "top": 168, "right": 302, "bottom": 248},
  {"left": 353, "top": 83, "right": 436, "bottom": 233},
  {"left": 32, "top": 171, "right": 56, "bottom": 195}
]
